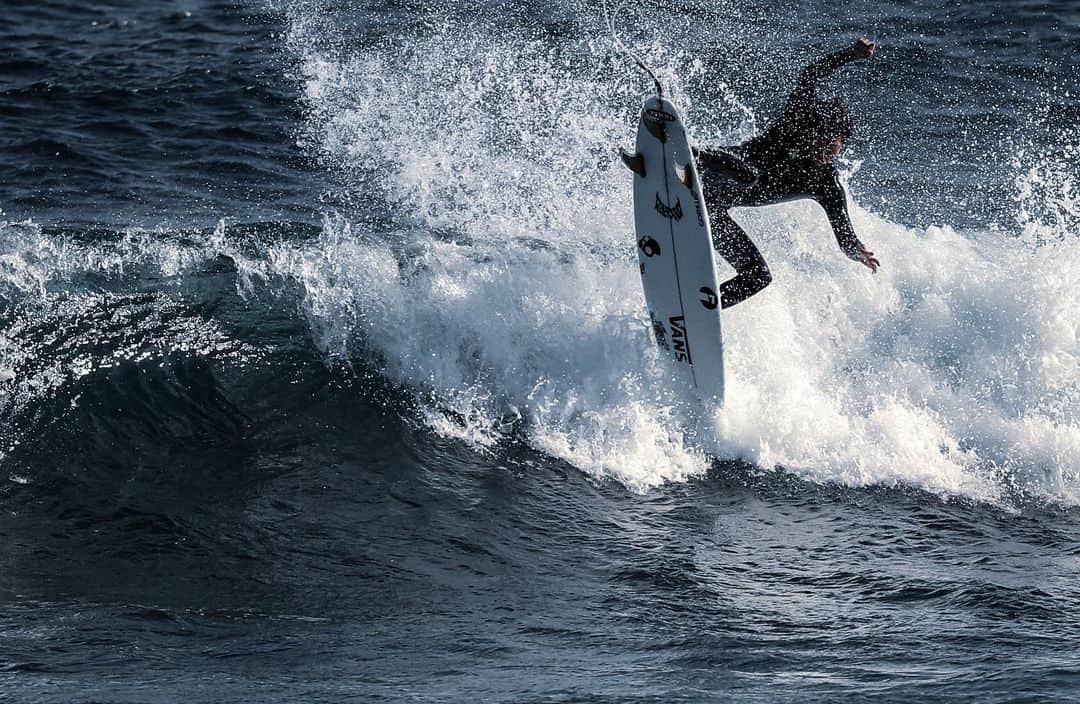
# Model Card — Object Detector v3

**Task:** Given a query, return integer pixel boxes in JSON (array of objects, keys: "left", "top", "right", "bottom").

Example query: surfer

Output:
[{"left": 697, "top": 37, "right": 880, "bottom": 309}]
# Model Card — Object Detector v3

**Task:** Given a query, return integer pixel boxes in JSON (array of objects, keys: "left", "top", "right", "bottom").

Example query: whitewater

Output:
[{"left": 244, "top": 10, "right": 1080, "bottom": 502}]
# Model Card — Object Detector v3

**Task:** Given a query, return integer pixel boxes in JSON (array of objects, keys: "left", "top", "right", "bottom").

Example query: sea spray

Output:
[{"left": 273, "top": 5, "right": 1080, "bottom": 502}]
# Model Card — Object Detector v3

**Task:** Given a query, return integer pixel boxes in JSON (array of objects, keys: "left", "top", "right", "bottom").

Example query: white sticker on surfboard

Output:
[{"left": 624, "top": 96, "right": 725, "bottom": 403}]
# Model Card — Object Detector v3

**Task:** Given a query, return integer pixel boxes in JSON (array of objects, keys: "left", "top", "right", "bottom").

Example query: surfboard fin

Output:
[
  {"left": 674, "top": 162, "right": 694, "bottom": 188},
  {"left": 620, "top": 148, "right": 646, "bottom": 178}
]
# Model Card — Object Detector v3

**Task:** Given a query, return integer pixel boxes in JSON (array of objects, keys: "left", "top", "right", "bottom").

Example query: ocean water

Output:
[{"left": 1, "top": 0, "right": 1078, "bottom": 701}]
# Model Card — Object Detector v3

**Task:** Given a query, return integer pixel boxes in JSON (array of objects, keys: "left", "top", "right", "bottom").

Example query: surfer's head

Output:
[
  {"left": 812, "top": 97, "right": 853, "bottom": 163},
  {"left": 819, "top": 134, "right": 845, "bottom": 164}
]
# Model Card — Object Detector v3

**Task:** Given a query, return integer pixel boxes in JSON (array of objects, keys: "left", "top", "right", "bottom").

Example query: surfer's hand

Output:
[
  {"left": 853, "top": 37, "right": 876, "bottom": 60},
  {"left": 857, "top": 243, "right": 880, "bottom": 272}
]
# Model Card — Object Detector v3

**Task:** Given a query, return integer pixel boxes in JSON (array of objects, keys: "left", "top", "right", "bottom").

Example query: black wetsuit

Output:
[{"left": 697, "top": 47, "right": 866, "bottom": 309}]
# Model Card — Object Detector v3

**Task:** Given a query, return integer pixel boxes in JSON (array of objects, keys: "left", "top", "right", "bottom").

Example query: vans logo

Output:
[
  {"left": 669, "top": 315, "right": 692, "bottom": 364},
  {"left": 654, "top": 193, "right": 683, "bottom": 221}
]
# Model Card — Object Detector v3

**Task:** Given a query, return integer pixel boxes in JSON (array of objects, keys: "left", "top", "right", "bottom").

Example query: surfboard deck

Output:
[{"left": 627, "top": 96, "right": 725, "bottom": 403}]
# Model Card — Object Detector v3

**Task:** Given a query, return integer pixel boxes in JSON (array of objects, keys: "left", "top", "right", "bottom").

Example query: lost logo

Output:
[{"left": 654, "top": 193, "right": 683, "bottom": 221}]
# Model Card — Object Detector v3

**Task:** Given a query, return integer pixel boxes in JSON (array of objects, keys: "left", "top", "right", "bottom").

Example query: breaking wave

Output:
[
  {"left": 3, "top": 2, "right": 1075, "bottom": 506},
  {"left": 271, "top": 3, "right": 1079, "bottom": 502}
]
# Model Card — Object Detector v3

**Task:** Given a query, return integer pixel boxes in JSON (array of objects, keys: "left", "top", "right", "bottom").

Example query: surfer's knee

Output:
[
  {"left": 757, "top": 264, "right": 773, "bottom": 291},
  {"left": 719, "top": 260, "right": 771, "bottom": 309},
  {"left": 746, "top": 261, "right": 772, "bottom": 295},
  {"left": 701, "top": 148, "right": 758, "bottom": 189}
]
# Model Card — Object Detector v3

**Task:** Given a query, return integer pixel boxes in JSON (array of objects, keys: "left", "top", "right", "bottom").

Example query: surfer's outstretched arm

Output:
[
  {"left": 788, "top": 38, "right": 876, "bottom": 107},
  {"left": 817, "top": 174, "right": 880, "bottom": 272}
]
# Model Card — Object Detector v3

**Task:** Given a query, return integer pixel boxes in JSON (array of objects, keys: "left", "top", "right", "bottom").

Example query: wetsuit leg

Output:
[
  {"left": 711, "top": 209, "right": 772, "bottom": 309},
  {"left": 696, "top": 148, "right": 759, "bottom": 188},
  {"left": 698, "top": 146, "right": 772, "bottom": 308}
]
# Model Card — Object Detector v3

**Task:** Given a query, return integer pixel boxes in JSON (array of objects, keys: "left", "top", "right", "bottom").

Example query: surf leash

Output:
[{"left": 602, "top": 0, "right": 664, "bottom": 99}]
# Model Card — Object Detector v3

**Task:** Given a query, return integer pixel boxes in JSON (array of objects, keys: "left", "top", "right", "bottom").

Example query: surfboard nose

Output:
[{"left": 641, "top": 104, "right": 675, "bottom": 143}]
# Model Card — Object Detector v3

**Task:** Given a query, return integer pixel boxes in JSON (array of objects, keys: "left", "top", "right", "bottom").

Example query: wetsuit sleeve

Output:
[
  {"left": 817, "top": 171, "right": 862, "bottom": 261},
  {"left": 787, "top": 47, "right": 859, "bottom": 110}
]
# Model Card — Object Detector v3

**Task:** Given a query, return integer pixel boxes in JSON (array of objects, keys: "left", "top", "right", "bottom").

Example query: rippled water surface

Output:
[{"left": 1, "top": 0, "right": 1078, "bottom": 701}]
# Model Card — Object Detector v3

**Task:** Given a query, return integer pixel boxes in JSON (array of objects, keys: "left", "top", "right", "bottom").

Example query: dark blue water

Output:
[{"left": 2, "top": 1, "right": 1079, "bottom": 701}]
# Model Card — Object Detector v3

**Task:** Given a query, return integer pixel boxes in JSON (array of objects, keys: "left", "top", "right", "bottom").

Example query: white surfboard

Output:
[{"left": 623, "top": 96, "right": 725, "bottom": 403}]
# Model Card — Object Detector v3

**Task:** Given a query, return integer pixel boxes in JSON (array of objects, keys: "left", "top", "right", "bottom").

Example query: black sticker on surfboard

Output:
[
  {"left": 649, "top": 312, "right": 669, "bottom": 350},
  {"left": 687, "top": 181, "right": 706, "bottom": 226},
  {"left": 642, "top": 109, "right": 668, "bottom": 142},
  {"left": 645, "top": 108, "right": 676, "bottom": 122},
  {"left": 638, "top": 236, "right": 661, "bottom": 257},
  {"left": 699, "top": 286, "right": 718, "bottom": 310},
  {"left": 654, "top": 193, "right": 683, "bottom": 221}
]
